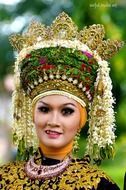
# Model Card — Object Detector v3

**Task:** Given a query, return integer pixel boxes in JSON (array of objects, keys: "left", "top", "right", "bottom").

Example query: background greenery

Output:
[{"left": 0, "top": 0, "right": 126, "bottom": 189}]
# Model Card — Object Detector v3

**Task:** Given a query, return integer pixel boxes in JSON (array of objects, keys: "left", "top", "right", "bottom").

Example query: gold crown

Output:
[{"left": 9, "top": 12, "right": 123, "bottom": 60}]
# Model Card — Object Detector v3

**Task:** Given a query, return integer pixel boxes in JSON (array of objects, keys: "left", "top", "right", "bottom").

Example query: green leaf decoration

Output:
[
  {"left": 20, "top": 46, "right": 99, "bottom": 100},
  {"left": 73, "top": 68, "right": 79, "bottom": 75},
  {"left": 100, "top": 147, "right": 107, "bottom": 160}
]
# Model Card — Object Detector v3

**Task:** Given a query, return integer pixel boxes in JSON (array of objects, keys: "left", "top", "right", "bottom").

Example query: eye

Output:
[
  {"left": 61, "top": 107, "right": 74, "bottom": 116},
  {"left": 38, "top": 106, "right": 49, "bottom": 113}
]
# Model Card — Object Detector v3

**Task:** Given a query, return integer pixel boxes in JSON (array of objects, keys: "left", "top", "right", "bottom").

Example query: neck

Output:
[{"left": 39, "top": 141, "right": 73, "bottom": 160}]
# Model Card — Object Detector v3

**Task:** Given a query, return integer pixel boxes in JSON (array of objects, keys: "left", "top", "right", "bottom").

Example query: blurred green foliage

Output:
[{"left": 78, "top": 135, "right": 126, "bottom": 189}]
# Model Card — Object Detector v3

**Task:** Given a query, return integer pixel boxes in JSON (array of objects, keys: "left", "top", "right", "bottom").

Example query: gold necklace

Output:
[{"left": 25, "top": 155, "right": 71, "bottom": 179}]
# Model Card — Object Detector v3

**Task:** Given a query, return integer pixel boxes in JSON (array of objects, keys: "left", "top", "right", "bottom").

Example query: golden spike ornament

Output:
[{"left": 9, "top": 12, "right": 123, "bottom": 60}]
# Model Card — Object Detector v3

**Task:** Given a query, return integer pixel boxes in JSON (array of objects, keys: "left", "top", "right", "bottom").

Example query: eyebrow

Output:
[{"left": 38, "top": 100, "right": 77, "bottom": 107}]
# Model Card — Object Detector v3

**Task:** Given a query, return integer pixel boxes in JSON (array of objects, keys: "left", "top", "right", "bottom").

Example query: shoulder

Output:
[
  {"left": 60, "top": 157, "right": 120, "bottom": 190},
  {"left": 69, "top": 157, "right": 108, "bottom": 178}
]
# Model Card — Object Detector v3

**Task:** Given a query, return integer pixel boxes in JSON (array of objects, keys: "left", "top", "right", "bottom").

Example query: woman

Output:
[{"left": 0, "top": 12, "right": 123, "bottom": 189}]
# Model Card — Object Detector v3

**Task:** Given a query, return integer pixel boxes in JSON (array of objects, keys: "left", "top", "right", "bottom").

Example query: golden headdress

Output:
[{"left": 10, "top": 12, "right": 123, "bottom": 162}]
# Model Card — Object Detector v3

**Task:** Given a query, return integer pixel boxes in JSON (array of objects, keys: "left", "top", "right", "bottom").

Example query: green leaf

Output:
[{"left": 73, "top": 68, "right": 79, "bottom": 75}]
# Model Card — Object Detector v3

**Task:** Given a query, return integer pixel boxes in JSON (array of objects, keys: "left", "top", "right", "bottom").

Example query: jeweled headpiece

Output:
[{"left": 10, "top": 12, "right": 123, "bottom": 162}]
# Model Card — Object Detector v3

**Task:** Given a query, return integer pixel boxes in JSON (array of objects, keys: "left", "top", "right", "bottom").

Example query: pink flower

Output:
[
  {"left": 38, "top": 64, "right": 55, "bottom": 70},
  {"left": 82, "top": 51, "right": 93, "bottom": 58},
  {"left": 39, "top": 57, "right": 47, "bottom": 64}
]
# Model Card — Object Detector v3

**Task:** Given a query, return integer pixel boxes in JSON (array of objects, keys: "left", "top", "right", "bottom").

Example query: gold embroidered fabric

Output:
[{"left": 0, "top": 150, "right": 119, "bottom": 190}]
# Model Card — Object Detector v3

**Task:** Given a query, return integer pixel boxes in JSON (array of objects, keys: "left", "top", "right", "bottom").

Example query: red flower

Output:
[
  {"left": 85, "top": 77, "right": 90, "bottom": 81},
  {"left": 81, "top": 63, "right": 87, "bottom": 70},
  {"left": 26, "top": 54, "right": 31, "bottom": 59},
  {"left": 38, "top": 64, "right": 55, "bottom": 70},
  {"left": 87, "top": 67, "right": 91, "bottom": 72},
  {"left": 86, "top": 85, "right": 90, "bottom": 91}
]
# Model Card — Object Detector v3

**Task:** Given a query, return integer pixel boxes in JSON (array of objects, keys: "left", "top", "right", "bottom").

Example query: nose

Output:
[{"left": 47, "top": 111, "right": 60, "bottom": 127}]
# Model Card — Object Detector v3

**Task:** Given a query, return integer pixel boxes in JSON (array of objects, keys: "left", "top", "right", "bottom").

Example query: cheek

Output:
[
  {"left": 65, "top": 114, "right": 80, "bottom": 133},
  {"left": 73, "top": 112, "right": 80, "bottom": 127},
  {"left": 34, "top": 113, "right": 45, "bottom": 129}
]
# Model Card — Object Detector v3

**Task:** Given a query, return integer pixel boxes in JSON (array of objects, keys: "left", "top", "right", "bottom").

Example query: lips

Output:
[
  {"left": 45, "top": 130, "right": 62, "bottom": 138},
  {"left": 46, "top": 130, "right": 62, "bottom": 135}
]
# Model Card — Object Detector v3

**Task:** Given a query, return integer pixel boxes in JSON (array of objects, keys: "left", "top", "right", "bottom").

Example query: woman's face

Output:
[{"left": 34, "top": 95, "right": 81, "bottom": 149}]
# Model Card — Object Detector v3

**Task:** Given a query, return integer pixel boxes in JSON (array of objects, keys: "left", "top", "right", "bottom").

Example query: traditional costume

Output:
[{"left": 0, "top": 12, "right": 123, "bottom": 189}]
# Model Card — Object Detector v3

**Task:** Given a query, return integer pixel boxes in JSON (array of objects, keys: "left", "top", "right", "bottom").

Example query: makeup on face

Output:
[{"left": 33, "top": 95, "right": 81, "bottom": 150}]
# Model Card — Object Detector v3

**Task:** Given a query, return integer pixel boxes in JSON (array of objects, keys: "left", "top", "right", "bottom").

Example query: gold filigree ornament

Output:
[{"left": 10, "top": 12, "right": 124, "bottom": 162}]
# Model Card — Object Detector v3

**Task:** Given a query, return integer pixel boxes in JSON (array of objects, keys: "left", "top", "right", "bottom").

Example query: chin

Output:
[
  {"left": 42, "top": 140, "right": 65, "bottom": 149},
  {"left": 46, "top": 143, "right": 64, "bottom": 149}
]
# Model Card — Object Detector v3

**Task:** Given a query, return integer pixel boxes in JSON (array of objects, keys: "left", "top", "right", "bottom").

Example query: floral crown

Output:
[{"left": 10, "top": 12, "right": 123, "bottom": 162}]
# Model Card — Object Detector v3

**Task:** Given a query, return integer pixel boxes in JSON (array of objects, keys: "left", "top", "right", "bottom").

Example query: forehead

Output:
[{"left": 36, "top": 95, "right": 78, "bottom": 106}]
